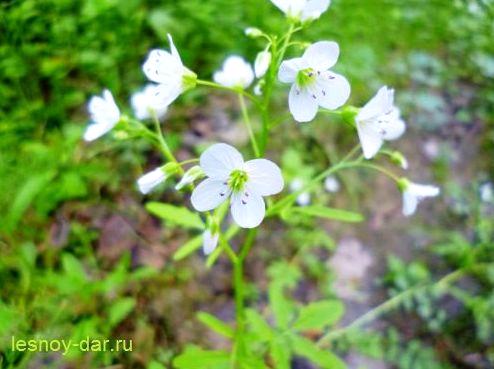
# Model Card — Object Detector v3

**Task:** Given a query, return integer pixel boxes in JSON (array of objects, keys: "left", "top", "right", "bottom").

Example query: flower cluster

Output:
[{"left": 83, "top": 0, "right": 440, "bottom": 257}]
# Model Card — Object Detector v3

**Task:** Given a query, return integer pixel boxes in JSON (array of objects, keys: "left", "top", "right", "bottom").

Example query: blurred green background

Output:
[{"left": 1, "top": 0, "right": 493, "bottom": 368}]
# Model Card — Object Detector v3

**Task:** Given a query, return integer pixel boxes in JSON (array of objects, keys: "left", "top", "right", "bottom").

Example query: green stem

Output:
[
  {"left": 259, "top": 23, "right": 297, "bottom": 154},
  {"left": 316, "top": 265, "right": 487, "bottom": 347},
  {"left": 196, "top": 79, "right": 260, "bottom": 106},
  {"left": 232, "top": 228, "right": 258, "bottom": 367},
  {"left": 238, "top": 93, "right": 261, "bottom": 158},
  {"left": 151, "top": 111, "right": 177, "bottom": 165},
  {"left": 267, "top": 146, "right": 362, "bottom": 216},
  {"left": 178, "top": 158, "right": 200, "bottom": 166},
  {"left": 354, "top": 162, "right": 401, "bottom": 182}
]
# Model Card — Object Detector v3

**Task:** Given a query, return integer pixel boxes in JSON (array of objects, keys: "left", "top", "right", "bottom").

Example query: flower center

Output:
[
  {"left": 296, "top": 68, "right": 316, "bottom": 88},
  {"left": 228, "top": 169, "right": 248, "bottom": 193}
]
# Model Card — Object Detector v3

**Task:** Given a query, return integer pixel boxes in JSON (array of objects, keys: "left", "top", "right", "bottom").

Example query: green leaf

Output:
[
  {"left": 197, "top": 312, "right": 234, "bottom": 338},
  {"left": 173, "top": 346, "right": 230, "bottom": 369},
  {"left": 245, "top": 309, "right": 273, "bottom": 341},
  {"left": 146, "top": 202, "right": 205, "bottom": 230},
  {"left": 289, "top": 205, "right": 364, "bottom": 223},
  {"left": 108, "top": 297, "right": 136, "bottom": 327},
  {"left": 291, "top": 334, "right": 346, "bottom": 369},
  {"left": 294, "top": 300, "right": 345, "bottom": 331},
  {"left": 148, "top": 361, "right": 166, "bottom": 369},
  {"left": 270, "top": 335, "right": 291, "bottom": 369},
  {"left": 61, "top": 254, "right": 87, "bottom": 282},
  {"left": 173, "top": 235, "right": 203, "bottom": 261},
  {"left": 0, "top": 302, "right": 19, "bottom": 334},
  {"left": 5, "top": 170, "right": 57, "bottom": 232},
  {"left": 268, "top": 284, "right": 295, "bottom": 329}
]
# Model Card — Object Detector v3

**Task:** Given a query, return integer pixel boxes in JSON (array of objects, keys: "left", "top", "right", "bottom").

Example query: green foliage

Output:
[
  {"left": 286, "top": 205, "right": 364, "bottom": 223},
  {"left": 293, "top": 300, "right": 344, "bottom": 331},
  {"left": 196, "top": 312, "right": 234, "bottom": 338},
  {"left": 146, "top": 202, "right": 205, "bottom": 230},
  {"left": 173, "top": 346, "right": 230, "bottom": 369}
]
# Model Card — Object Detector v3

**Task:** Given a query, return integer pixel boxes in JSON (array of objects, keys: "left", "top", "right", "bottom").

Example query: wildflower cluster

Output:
[{"left": 82, "top": 0, "right": 441, "bottom": 365}]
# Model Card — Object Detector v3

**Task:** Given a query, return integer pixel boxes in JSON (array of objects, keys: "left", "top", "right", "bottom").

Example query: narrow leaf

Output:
[
  {"left": 197, "top": 312, "right": 234, "bottom": 338},
  {"left": 173, "top": 346, "right": 230, "bottom": 369},
  {"left": 109, "top": 297, "right": 136, "bottom": 327},
  {"left": 290, "top": 205, "right": 364, "bottom": 223},
  {"left": 173, "top": 235, "right": 203, "bottom": 261},
  {"left": 294, "top": 300, "right": 345, "bottom": 331},
  {"left": 290, "top": 334, "right": 346, "bottom": 369},
  {"left": 245, "top": 309, "right": 273, "bottom": 341},
  {"left": 146, "top": 202, "right": 205, "bottom": 230}
]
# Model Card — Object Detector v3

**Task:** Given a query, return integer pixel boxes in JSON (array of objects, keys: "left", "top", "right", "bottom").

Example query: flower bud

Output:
[
  {"left": 397, "top": 177, "right": 411, "bottom": 192},
  {"left": 244, "top": 27, "right": 264, "bottom": 38},
  {"left": 254, "top": 51, "right": 272, "bottom": 78},
  {"left": 390, "top": 151, "right": 409, "bottom": 170},
  {"left": 175, "top": 165, "right": 204, "bottom": 190}
]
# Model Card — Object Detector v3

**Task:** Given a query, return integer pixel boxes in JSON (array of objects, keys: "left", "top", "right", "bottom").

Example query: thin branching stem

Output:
[
  {"left": 317, "top": 264, "right": 489, "bottom": 347},
  {"left": 238, "top": 93, "right": 261, "bottom": 158}
]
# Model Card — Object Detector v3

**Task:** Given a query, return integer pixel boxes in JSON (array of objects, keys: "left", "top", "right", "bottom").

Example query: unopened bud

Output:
[
  {"left": 175, "top": 165, "right": 204, "bottom": 190},
  {"left": 245, "top": 27, "right": 264, "bottom": 38}
]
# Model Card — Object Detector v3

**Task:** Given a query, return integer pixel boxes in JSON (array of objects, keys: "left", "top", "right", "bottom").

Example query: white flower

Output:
[
  {"left": 254, "top": 51, "right": 272, "bottom": 78},
  {"left": 278, "top": 41, "right": 351, "bottom": 122},
  {"left": 84, "top": 90, "right": 120, "bottom": 141},
  {"left": 137, "top": 163, "right": 179, "bottom": 194},
  {"left": 290, "top": 178, "right": 311, "bottom": 206},
  {"left": 131, "top": 85, "right": 168, "bottom": 121},
  {"left": 191, "top": 143, "right": 284, "bottom": 228},
  {"left": 175, "top": 165, "right": 204, "bottom": 190},
  {"left": 142, "top": 34, "right": 196, "bottom": 107},
  {"left": 203, "top": 230, "right": 219, "bottom": 255},
  {"left": 270, "top": 0, "right": 331, "bottom": 21},
  {"left": 324, "top": 175, "right": 340, "bottom": 193},
  {"left": 137, "top": 168, "right": 166, "bottom": 195},
  {"left": 213, "top": 56, "right": 255, "bottom": 89},
  {"left": 400, "top": 179, "right": 440, "bottom": 216},
  {"left": 480, "top": 182, "right": 494, "bottom": 203},
  {"left": 356, "top": 86, "right": 406, "bottom": 159},
  {"left": 296, "top": 192, "right": 311, "bottom": 206}
]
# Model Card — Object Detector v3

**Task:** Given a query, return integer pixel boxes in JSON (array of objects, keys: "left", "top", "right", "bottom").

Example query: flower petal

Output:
[
  {"left": 382, "top": 116, "right": 406, "bottom": 140},
  {"left": 315, "top": 71, "right": 351, "bottom": 110},
  {"left": 213, "top": 56, "right": 254, "bottom": 89},
  {"left": 356, "top": 120, "right": 384, "bottom": 159},
  {"left": 402, "top": 191, "right": 418, "bottom": 216},
  {"left": 357, "top": 86, "right": 390, "bottom": 122},
  {"left": 203, "top": 230, "right": 219, "bottom": 255},
  {"left": 137, "top": 168, "right": 166, "bottom": 194},
  {"left": 270, "top": 0, "right": 289, "bottom": 12},
  {"left": 278, "top": 57, "right": 309, "bottom": 83},
  {"left": 254, "top": 51, "right": 271, "bottom": 78},
  {"left": 142, "top": 49, "right": 182, "bottom": 85},
  {"left": 152, "top": 82, "right": 182, "bottom": 108},
  {"left": 409, "top": 183, "right": 440, "bottom": 198},
  {"left": 83, "top": 123, "right": 113, "bottom": 142},
  {"left": 231, "top": 190, "right": 266, "bottom": 228},
  {"left": 289, "top": 84, "right": 319, "bottom": 122},
  {"left": 88, "top": 90, "right": 120, "bottom": 126},
  {"left": 191, "top": 178, "right": 230, "bottom": 212},
  {"left": 167, "top": 34, "right": 183, "bottom": 66},
  {"left": 301, "top": 0, "right": 331, "bottom": 21},
  {"left": 244, "top": 159, "right": 284, "bottom": 196},
  {"left": 303, "top": 41, "right": 339, "bottom": 71},
  {"left": 200, "top": 143, "right": 244, "bottom": 179}
]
